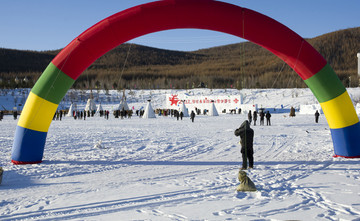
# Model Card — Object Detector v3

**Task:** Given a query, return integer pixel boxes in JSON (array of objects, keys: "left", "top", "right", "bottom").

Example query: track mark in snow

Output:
[
  {"left": 0, "top": 185, "right": 233, "bottom": 221},
  {"left": 256, "top": 134, "right": 297, "bottom": 161},
  {"left": 297, "top": 188, "right": 360, "bottom": 219}
]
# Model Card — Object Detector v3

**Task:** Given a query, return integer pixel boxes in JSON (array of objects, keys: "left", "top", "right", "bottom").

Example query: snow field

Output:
[
  {"left": 0, "top": 110, "right": 359, "bottom": 220},
  {"left": 1, "top": 87, "right": 360, "bottom": 220}
]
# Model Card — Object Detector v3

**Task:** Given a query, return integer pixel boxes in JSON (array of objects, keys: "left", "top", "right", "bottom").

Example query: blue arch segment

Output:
[
  {"left": 331, "top": 122, "right": 360, "bottom": 158},
  {"left": 12, "top": 126, "right": 47, "bottom": 164}
]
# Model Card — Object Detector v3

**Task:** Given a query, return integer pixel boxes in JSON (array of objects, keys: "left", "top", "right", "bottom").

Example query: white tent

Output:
[
  {"left": 84, "top": 99, "right": 97, "bottom": 111},
  {"left": 179, "top": 102, "right": 189, "bottom": 117},
  {"left": 208, "top": 102, "right": 219, "bottom": 116},
  {"left": 96, "top": 103, "right": 103, "bottom": 114},
  {"left": 66, "top": 103, "right": 77, "bottom": 117},
  {"left": 143, "top": 100, "right": 156, "bottom": 118},
  {"left": 115, "top": 99, "right": 130, "bottom": 111}
]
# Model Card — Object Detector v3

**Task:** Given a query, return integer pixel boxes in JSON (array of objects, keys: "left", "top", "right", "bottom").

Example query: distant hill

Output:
[{"left": 0, "top": 27, "right": 359, "bottom": 89}]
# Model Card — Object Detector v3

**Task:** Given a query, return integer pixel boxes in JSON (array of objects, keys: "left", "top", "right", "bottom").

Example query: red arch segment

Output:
[{"left": 52, "top": 0, "right": 326, "bottom": 81}]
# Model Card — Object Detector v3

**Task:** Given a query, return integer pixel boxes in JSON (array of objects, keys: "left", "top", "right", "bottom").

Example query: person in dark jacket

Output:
[
  {"left": 176, "top": 111, "right": 179, "bottom": 120},
  {"left": 190, "top": 110, "right": 195, "bottom": 122},
  {"left": 289, "top": 106, "right": 296, "bottom": 117},
  {"left": 234, "top": 120, "right": 254, "bottom": 170},
  {"left": 315, "top": 110, "right": 320, "bottom": 123},
  {"left": 13, "top": 110, "right": 18, "bottom": 120},
  {"left": 247, "top": 110, "right": 252, "bottom": 124},
  {"left": 253, "top": 111, "right": 257, "bottom": 126},
  {"left": 265, "top": 111, "right": 271, "bottom": 126},
  {"left": 259, "top": 110, "right": 265, "bottom": 126}
]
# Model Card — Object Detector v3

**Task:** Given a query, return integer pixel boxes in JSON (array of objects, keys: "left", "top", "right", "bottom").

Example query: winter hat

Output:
[{"left": 240, "top": 120, "right": 250, "bottom": 129}]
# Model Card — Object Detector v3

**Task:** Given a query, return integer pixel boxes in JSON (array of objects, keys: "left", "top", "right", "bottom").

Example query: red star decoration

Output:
[
  {"left": 233, "top": 98, "right": 239, "bottom": 103},
  {"left": 169, "top": 95, "right": 180, "bottom": 106}
]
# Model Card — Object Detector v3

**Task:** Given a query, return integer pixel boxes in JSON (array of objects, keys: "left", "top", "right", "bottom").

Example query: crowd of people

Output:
[
  {"left": 49, "top": 106, "right": 214, "bottom": 123},
  {"left": 247, "top": 109, "right": 272, "bottom": 126},
  {"left": 2, "top": 107, "right": 321, "bottom": 126}
]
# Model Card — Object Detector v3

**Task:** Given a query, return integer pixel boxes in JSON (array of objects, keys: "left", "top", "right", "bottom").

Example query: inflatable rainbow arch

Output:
[{"left": 11, "top": 0, "right": 360, "bottom": 164}]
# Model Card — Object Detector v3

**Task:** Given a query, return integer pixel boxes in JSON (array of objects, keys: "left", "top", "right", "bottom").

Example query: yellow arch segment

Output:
[
  {"left": 18, "top": 92, "right": 58, "bottom": 132},
  {"left": 320, "top": 91, "right": 359, "bottom": 129}
]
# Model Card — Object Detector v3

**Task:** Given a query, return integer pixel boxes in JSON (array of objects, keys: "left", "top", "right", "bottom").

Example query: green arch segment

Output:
[
  {"left": 304, "top": 64, "right": 346, "bottom": 103},
  {"left": 32, "top": 63, "right": 75, "bottom": 104}
]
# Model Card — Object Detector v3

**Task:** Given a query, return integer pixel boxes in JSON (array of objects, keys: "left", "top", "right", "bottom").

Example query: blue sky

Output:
[{"left": 0, "top": 0, "right": 359, "bottom": 52}]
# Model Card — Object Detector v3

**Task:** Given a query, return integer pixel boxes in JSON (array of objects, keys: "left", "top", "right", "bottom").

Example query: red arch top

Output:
[{"left": 52, "top": 0, "right": 326, "bottom": 81}]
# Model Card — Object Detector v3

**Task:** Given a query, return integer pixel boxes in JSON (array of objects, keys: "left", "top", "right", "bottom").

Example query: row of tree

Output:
[{"left": 0, "top": 27, "right": 359, "bottom": 89}]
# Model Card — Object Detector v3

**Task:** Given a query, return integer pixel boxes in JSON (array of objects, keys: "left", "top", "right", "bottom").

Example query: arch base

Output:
[
  {"left": 11, "top": 160, "right": 43, "bottom": 165},
  {"left": 330, "top": 122, "right": 360, "bottom": 158},
  {"left": 11, "top": 126, "right": 46, "bottom": 165},
  {"left": 333, "top": 155, "right": 360, "bottom": 158}
]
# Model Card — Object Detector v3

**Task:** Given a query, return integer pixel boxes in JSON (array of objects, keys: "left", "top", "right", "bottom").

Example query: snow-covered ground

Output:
[{"left": 1, "top": 88, "right": 360, "bottom": 220}]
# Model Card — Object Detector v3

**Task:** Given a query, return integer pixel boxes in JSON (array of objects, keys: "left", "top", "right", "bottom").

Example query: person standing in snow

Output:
[
  {"left": 0, "top": 166, "right": 3, "bottom": 185},
  {"left": 289, "top": 106, "right": 296, "bottom": 117},
  {"left": 13, "top": 110, "right": 18, "bottom": 120},
  {"left": 315, "top": 110, "right": 320, "bottom": 123},
  {"left": 247, "top": 110, "right": 252, "bottom": 124},
  {"left": 253, "top": 110, "right": 257, "bottom": 126},
  {"left": 234, "top": 120, "right": 254, "bottom": 170},
  {"left": 265, "top": 111, "right": 271, "bottom": 126},
  {"left": 180, "top": 111, "right": 184, "bottom": 120},
  {"left": 259, "top": 110, "right": 265, "bottom": 126},
  {"left": 106, "top": 110, "right": 109, "bottom": 120},
  {"left": 190, "top": 110, "right": 195, "bottom": 122}
]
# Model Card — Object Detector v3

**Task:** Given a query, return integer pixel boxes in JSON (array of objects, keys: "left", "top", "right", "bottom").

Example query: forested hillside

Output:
[{"left": 0, "top": 27, "right": 359, "bottom": 89}]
